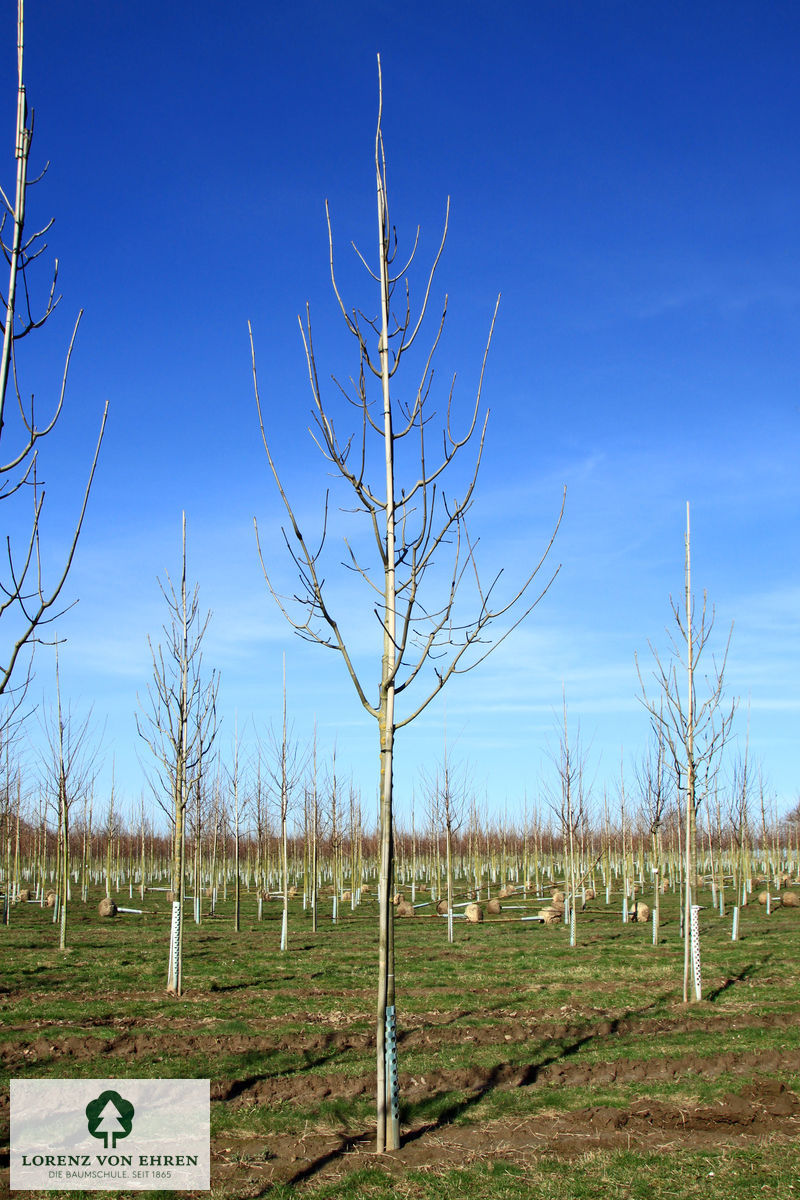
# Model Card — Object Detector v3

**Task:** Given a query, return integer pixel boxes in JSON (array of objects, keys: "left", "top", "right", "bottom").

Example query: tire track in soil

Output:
[
  {"left": 2, "top": 1007, "right": 796, "bottom": 1073},
  {"left": 211, "top": 1045, "right": 800, "bottom": 1107},
  {"left": 208, "top": 1080, "right": 800, "bottom": 1190},
  {"left": 3, "top": 1011, "right": 800, "bottom": 1191}
]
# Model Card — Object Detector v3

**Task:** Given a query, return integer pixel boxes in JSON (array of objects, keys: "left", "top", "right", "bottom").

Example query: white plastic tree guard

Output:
[{"left": 690, "top": 904, "right": 702, "bottom": 1001}]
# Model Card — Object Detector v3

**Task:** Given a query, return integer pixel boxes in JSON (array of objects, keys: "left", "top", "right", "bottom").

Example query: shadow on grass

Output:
[
  {"left": 247, "top": 1131, "right": 376, "bottom": 1198},
  {"left": 217, "top": 1032, "right": 368, "bottom": 1101},
  {"left": 400, "top": 988, "right": 679, "bottom": 1142},
  {"left": 704, "top": 956, "right": 770, "bottom": 1002},
  {"left": 247, "top": 992, "right": 675, "bottom": 1192}
]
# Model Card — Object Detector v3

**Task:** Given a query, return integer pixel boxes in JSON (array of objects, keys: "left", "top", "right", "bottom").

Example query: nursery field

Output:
[{"left": 2, "top": 887, "right": 800, "bottom": 1199}]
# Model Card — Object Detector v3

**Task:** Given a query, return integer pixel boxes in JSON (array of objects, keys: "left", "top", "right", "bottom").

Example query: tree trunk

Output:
[
  {"left": 58, "top": 770, "right": 68, "bottom": 950},
  {"left": 446, "top": 818, "right": 454, "bottom": 944},
  {"left": 684, "top": 501, "right": 698, "bottom": 1004},
  {"left": 376, "top": 694, "right": 397, "bottom": 1153}
]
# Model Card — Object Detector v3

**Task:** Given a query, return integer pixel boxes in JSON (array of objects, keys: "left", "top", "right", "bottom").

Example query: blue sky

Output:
[{"left": 5, "top": 0, "right": 799, "bottom": 828}]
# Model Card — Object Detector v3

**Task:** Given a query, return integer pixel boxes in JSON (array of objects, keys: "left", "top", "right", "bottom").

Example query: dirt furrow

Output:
[{"left": 2, "top": 1007, "right": 796, "bottom": 1073}]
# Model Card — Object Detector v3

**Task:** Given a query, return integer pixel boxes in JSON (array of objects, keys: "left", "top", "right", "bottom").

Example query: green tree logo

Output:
[{"left": 85, "top": 1090, "right": 135, "bottom": 1149}]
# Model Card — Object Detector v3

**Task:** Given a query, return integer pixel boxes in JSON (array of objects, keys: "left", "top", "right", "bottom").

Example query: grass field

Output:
[{"left": 2, "top": 885, "right": 799, "bottom": 1198}]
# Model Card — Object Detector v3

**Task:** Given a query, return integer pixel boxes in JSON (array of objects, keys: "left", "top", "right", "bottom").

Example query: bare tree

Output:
[
  {"left": 250, "top": 742, "right": 272, "bottom": 920},
  {"left": 637, "top": 503, "right": 736, "bottom": 1002},
  {"left": 421, "top": 723, "right": 467, "bottom": 944},
  {"left": 262, "top": 658, "right": 305, "bottom": 951},
  {"left": 0, "top": 0, "right": 107, "bottom": 699},
  {"left": 635, "top": 717, "right": 671, "bottom": 942},
  {"left": 136, "top": 513, "right": 218, "bottom": 996},
  {"left": 250, "top": 59, "right": 562, "bottom": 1152},
  {"left": 324, "top": 744, "right": 344, "bottom": 923},
  {"left": 37, "top": 645, "right": 101, "bottom": 949},
  {"left": 227, "top": 716, "right": 245, "bottom": 933},
  {"left": 1, "top": 701, "right": 23, "bottom": 921},
  {"left": 728, "top": 769, "right": 749, "bottom": 912},
  {"left": 546, "top": 691, "right": 589, "bottom": 945},
  {"left": 306, "top": 725, "right": 319, "bottom": 931}
]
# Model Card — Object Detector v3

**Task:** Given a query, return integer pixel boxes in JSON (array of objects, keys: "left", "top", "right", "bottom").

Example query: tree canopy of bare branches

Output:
[
  {"left": 136, "top": 513, "right": 218, "bottom": 995},
  {"left": 636, "top": 503, "right": 736, "bottom": 1001},
  {"left": 250, "top": 58, "right": 562, "bottom": 1152},
  {"left": 37, "top": 646, "right": 101, "bottom": 948},
  {"left": 0, "top": 1, "right": 107, "bottom": 701}
]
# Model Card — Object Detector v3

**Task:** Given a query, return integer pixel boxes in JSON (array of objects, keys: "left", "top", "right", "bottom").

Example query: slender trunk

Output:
[
  {"left": 59, "top": 770, "right": 68, "bottom": 950},
  {"left": 140, "top": 799, "right": 146, "bottom": 903},
  {"left": 4, "top": 780, "right": 11, "bottom": 925},
  {"left": 233, "top": 721, "right": 240, "bottom": 933},
  {"left": 311, "top": 729, "right": 318, "bottom": 932},
  {"left": 12, "top": 783, "right": 21, "bottom": 913},
  {"left": 280, "top": 655, "right": 289, "bottom": 952},
  {"left": 0, "top": 0, "right": 30, "bottom": 430},
  {"left": 168, "top": 514, "right": 190, "bottom": 997},
  {"left": 105, "top": 787, "right": 114, "bottom": 899},
  {"left": 210, "top": 801, "right": 219, "bottom": 916},
  {"left": 311, "top": 786, "right": 318, "bottom": 932},
  {"left": 234, "top": 793, "right": 240, "bottom": 932},
  {"left": 376, "top": 701, "right": 396, "bottom": 1153},
  {"left": 373, "top": 69, "right": 400, "bottom": 1153},
  {"left": 684, "top": 501, "right": 698, "bottom": 1003},
  {"left": 446, "top": 817, "right": 453, "bottom": 944}
]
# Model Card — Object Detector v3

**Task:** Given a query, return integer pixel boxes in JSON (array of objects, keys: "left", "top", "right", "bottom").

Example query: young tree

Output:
[
  {"left": 227, "top": 717, "right": 245, "bottom": 933},
  {"left": 637, "top": 503, "right": 736, "bottom": 1001},
  {"left": 421, "top": 729, "right": 467, "bottom": 944},
  {"left": 136, "top": 514, "right": 218, "bottom": 995},
  {"left": 250, "top": 59, "right": 562, "bottom": 1151},
  {"left": 547, "top": 691, "right": 589, "bottom": 945},
  {"left": 307, "top": 725, "right": 319, "bottom": 931},
  {"left": 1, "top": 704, "right": 23, "bottom": 921},
  {"left": 37, "top": 646, "right": 100, "bottom": 949},
  {"left": 263, "top": 658, "right": 304, "bottom": 951},
  {"left": 635, "top": 718, "right": 671, "bottom": 942},
  {"left": 0, "top": 0, "right": 107, "bottom": 699}
]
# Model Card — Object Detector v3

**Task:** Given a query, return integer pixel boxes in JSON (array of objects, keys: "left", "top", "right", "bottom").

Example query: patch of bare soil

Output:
[
  {"left": 210, "top": 1079, "right": 800, "bottom": 1192},
  {"left": 4, "top": 1008, "right": 800, "bottom": 1194},
  {"left": 208, "top": 1042, "right": 800, "bottom": 1108},
  {"left": 2, "top": 1005, "right": 796, "bottom": 1073}
]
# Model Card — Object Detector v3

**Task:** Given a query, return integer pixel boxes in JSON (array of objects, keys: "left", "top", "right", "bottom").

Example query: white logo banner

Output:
[{"left": 10, "top": 1079, "right": 210, "bottom": 1191}]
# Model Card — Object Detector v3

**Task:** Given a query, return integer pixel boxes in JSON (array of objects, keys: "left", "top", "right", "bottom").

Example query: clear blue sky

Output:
[{"left": 7, "top": 0, "right": 799, "bottom": 829}]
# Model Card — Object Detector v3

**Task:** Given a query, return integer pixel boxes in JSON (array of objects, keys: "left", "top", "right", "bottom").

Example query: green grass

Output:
[{"left": 3, "top": 884, "right": 800, "bottom": 1197}]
